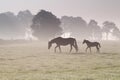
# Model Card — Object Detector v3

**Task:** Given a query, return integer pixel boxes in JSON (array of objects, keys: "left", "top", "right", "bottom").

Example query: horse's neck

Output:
[
  {"left": 50, "top": 39, "right": 56, "bottom": 44},
  {"left": 86, "top": 41, "right": 91, "bottom": 44}
]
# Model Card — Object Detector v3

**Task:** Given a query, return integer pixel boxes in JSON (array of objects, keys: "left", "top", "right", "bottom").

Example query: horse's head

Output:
[
  {"left": 83, "top": 39, "right": 86, "bottom": 44},
  {"left": 48, "top": 41, "right": 52, "bottom": 49}
]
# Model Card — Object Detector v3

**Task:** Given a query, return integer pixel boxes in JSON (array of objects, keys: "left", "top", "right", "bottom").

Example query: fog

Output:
[
  {"left": 0, "top": 0, "right": 120, "bottom": 26},
  {"left": 0, "top": 10, "right": 33, "bottom": 40},
  {"left": 0, "top": 9, "right": 120, "bottom": 41},
  {"left": 0, "top": 0, "right": 120, "bottom": 41}
]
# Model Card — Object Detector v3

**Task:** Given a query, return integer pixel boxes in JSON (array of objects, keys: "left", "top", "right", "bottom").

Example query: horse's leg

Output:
[
  {"left": 89, "top": 47, "right": 92, "bottom": 53},
  {"left": 70, "top": 44, "right": 73, "bottom": 53},
  {"left": 96, "top": 46, "right": 100, "bottom": 53},
  {"left": 54, "top": 45, "right": 58, "bottom": 53},
  {"left": 86, "top": 47, "right": 88, "bottom": 52},
  {"left": 59, "top": 46, "right": 61, "bottom": 53},
  {"left": 73, "top": 45, "right": 77, "bottom": 52}
]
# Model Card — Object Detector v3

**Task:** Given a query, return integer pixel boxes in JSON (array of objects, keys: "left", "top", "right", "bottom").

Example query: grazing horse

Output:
[
  {"left": 83, "top": 39, "right": 101, "bottom": 53},
  {"left": 48, "top": 37, "right": 78, "bottom": 53}
]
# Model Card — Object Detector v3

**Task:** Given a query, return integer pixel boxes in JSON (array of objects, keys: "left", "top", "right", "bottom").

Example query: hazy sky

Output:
[{"left": 0, "top": 0, "right": 120, "bottom": 26}]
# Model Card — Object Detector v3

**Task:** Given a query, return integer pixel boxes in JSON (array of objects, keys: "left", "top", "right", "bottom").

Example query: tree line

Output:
[
  {"left": 0, "top": 10, "right": 33, "bottom": 39},
  {"left": 31, "top": 10, "right": 120, "bottom": 40},
  {"left": 0, "top": 9, "right": 120, "bottom": 40}
]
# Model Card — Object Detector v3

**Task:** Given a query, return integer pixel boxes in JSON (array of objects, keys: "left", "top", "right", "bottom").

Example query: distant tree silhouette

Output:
[
  {"left": 0, "top": 10, "right": 33, "bottom": 39},
  {"left": 17, "top": 10, "right": 33, "bottom": 38},
  {"left": 0, "top": 12, "right": 19, "bottom": 39},
  {"left": 112, "top": 27, "right": 120, "bottom": 39},
  {"left": 102, "top": 21, "right": 116, "bottom": 40},
  {"left": 17, "top": 10, "right": 33, "bottom": 25},
  {"left": 31, "top": 10, "right": 62, "bottom": 40},
  {"left": 61, "top": 16, "right": 87, "bottom": 39},
  {"left": 88, "top": 20, "right": 102, "bottom": 40}
]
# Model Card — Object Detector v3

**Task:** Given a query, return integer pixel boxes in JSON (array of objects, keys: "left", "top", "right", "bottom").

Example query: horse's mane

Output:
[
  {"left": 85, "top": 40, "right": 90, "bottom": 43},
  {"left": 50, "top": 37, "right": 61, "bottom": 42},
  {"left": 50, "top": 37, "right": 75, "bottom": 43}
]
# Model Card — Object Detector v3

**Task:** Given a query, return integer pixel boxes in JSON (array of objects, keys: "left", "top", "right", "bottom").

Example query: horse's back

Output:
[
  {"left": 57, "top": 37, "right": 75, "bottom": 41},
  {"left": 54, "top": 37, "right": 75, "bottom": 45}
]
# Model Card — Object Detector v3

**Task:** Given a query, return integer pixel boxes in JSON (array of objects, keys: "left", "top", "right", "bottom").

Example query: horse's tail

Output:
[
  {"left": 74, "top": 39, "right": 78, "bottom": 52},
  {"left": 98, "top": 43, "right": 101, "bottom": 48}
]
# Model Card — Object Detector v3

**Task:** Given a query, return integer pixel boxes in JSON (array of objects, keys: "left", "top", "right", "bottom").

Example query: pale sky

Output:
[{"left": 0, "top": 0, "right": 120, "bottom": 26}]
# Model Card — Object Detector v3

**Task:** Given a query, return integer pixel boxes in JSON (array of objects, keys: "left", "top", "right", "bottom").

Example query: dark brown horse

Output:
[
  {"left": 48, "top": 37, "right": 78, "bottom": 53},
  {"left": 83, "top": 39, "right": 101, "bottom": 53}
]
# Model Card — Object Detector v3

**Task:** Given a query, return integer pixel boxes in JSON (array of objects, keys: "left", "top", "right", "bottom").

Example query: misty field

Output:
[{"left": 0, "top": 41, "right": 120, "bottom": 80}]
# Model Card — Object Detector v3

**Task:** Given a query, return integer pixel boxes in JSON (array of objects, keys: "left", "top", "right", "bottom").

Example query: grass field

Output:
[{"left": 0, "top": 41, "right": 120, "bottom": 80}]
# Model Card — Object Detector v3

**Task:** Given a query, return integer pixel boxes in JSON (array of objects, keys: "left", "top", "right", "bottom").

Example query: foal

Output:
[{"left": 83, "top": 39, "right": 101, "bottom": 53}]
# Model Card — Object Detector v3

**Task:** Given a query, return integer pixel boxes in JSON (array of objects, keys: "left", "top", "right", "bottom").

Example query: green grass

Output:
[{"left": 0, "top": 41, "right": 120, "bottom": 80}]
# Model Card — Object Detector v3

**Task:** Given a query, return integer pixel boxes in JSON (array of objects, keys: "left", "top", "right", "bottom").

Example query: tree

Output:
[
  {"left": 31, "top": 10, "right": 62, "bottom": 40},
  {"left": 61, "top": 16, "right": 87, "bottom": 39},
  {"left": 88, "top": 20, "right": 102, "bottom": 40},
  {"left": 17, "top": 10, "right": 33, "bottom": 25},
  {"left": 102, "top": 21, "right": 116, "bottom": 40},
  {"left": 0, "top": 12, "right": 19, "bottom": 39},
  {"left": 17, "top": 10, "right": 34, "bottom": 39},
  {"left": 0, "top": 10, "right": 33, "bottom": 39},
  {"left": 112, "top": 27, "right": 120, "bottom": 40}
]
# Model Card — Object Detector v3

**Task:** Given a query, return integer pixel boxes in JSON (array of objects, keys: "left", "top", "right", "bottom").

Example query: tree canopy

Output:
[{"left": 31, "top": 10, "right": 62, "bottom": 40}]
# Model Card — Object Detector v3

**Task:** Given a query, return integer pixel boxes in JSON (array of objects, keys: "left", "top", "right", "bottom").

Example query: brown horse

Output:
[
  {"left": 48, "top": 37, "right": 78, "bottom": 53},
  {"left": 83, "top": 39, "right": 101, "bottom": 53}
]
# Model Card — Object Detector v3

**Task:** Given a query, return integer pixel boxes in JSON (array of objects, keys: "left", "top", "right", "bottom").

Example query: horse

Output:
[
  {"left": 48, "top": 37, "right": 78, "bottom": 53},
  {"left": 83, "top": 39, "right": 101, "bottom": 53}
]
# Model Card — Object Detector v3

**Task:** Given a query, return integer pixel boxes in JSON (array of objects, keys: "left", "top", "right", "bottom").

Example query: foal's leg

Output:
[
  {"left": 59, "top": 46, "right": 61, "bottom": 53},
  {"left": 70, "top": 45, "right": 73, "bottom": 53},
  {"left": 54, "top": 45, "right": 58, "bottom": 53}
]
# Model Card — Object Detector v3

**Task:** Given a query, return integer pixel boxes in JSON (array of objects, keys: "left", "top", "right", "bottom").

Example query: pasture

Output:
[{"left": 0, "top": 41, "right": 120, "bottom": 80}]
